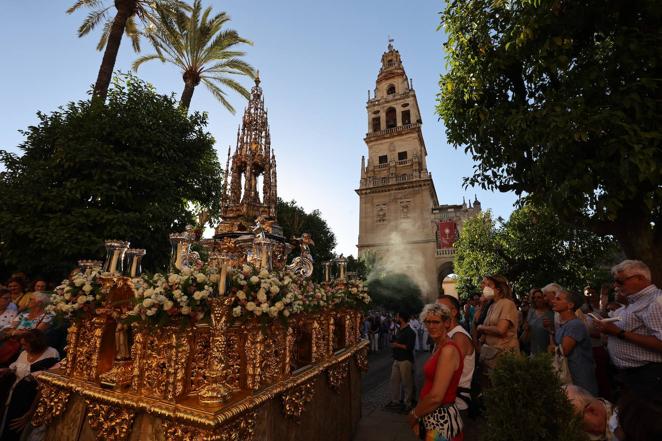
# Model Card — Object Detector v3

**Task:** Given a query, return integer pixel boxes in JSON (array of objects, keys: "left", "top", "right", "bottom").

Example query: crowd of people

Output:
[
  {"left": 1, "top": 259, "right": 661, "bottom": 440},
  {"left": 383, "top": 259, "right": 662, "bottom": 441},
  {"left": 0, "top": 274, "right": 64, "bottom": 441}
]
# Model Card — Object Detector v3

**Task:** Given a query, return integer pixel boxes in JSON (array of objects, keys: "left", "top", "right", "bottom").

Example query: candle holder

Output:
[
  {"left": 169, "top": 233, "right": 191, "bottom": 272},
  {"left": 335, "top": 255, "right": 347, "bottom": 281},
  {"left": 323, "top": 261, "right": 332, "bottom": 283},
  {"left": 103, "top": 241, "right": 130, "bottom": 275},
  {"left": 124, "top": 249, "right": 146, "bottom": 278},
  {"left": 253, "top": 236, "right": 274, "bottom": 271},
  {"left": 207, "top": 252, "right": 230, "bottom": 295}
]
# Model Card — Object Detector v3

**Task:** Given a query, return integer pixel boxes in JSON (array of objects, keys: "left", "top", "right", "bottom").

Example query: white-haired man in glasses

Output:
[{"left": 594, "top": 259, "right": 662, "bottom": 398}]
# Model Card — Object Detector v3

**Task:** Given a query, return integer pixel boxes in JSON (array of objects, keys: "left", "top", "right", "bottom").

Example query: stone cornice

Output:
[
  {"left": 357, "top": 238, "right": 436, "bottom": 247},
  {"left": 355, "top": 177, "right": 434, "bottom": 196}
]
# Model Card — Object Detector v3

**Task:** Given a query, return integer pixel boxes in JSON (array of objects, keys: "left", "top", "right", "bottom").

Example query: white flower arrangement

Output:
[
  {"left": 48, "top": 258, "right": 372, "bottom": 327},
  {"left": 47, "top": 268, "right": 105, "bottom": 319},
  {"left": 228, "top": 264, "right": 372, "bottom": 322},
  {"left": 229, "top": 264, "right": 306, "bottom": 321},
  {"left": 126, "top": 268, "right": 215, "bottom": 326}
]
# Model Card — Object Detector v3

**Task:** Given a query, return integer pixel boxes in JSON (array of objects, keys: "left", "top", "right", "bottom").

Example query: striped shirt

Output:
[{"left": 606, "top": 284, "right": 662, "bottom": 368}]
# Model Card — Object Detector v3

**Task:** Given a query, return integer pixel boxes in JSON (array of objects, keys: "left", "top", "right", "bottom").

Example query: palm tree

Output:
[
  {"left": 67, "top": 0, "right": 183, "bottom": 102},
  {"left": 133, "top": 0, "right": 256, "bottom": 112}
]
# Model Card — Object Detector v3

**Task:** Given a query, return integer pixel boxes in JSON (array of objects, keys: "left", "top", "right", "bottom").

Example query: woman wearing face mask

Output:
[{"left": 476, "top": 275, "right": 519, "bottom": 373}]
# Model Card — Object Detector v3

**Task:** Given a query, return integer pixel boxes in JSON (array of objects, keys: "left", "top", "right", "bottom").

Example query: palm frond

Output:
[
  {"left": 67, "top": 0, "right": 104, "bottom": 14},
  {"left": 95, "top": 19, "right": 112, "bottom": 51},
  {"left": 203, "top": 76, "right": 251, "bottom": 100},
  {"left": 77, "top": 8, "right": 110, "bottom": 37},
  {"left": 205, "top": 58, "right": 256, "bottom": 78},
  {"left": 135, "top": 0, "right": 253, "bottom": 113},
  {"left": 203, "top": 79, "right": 236, "bottom": 114},
  {"left": 125, "top": 16, "right": 141, "bottom": 52},
  {"left": 132, "top": 54, "right": 166, "bottom": 71}
]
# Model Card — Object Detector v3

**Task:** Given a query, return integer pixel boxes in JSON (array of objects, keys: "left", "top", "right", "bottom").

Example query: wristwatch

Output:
[{"left": 617, "top": 330, "right": 626, "bottom": 340}]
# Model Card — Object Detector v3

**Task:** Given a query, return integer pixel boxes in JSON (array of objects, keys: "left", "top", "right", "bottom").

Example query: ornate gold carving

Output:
[
  {"left": 61, "top": 321, "right": 80, "bottom": 375},
  {"left": 71, "top": 316, "right": 108, "bottom": 381},
  {"left": 261, "top": 323, "right": 286, "bottom": 385},
  {"left": 311, "top": 318, "right": 323, "bottom": 363},
  {"left": 98, "top": 360, "right": 134, "bottom": 388},
  {"left": 32, "top": 382, "right": 71, "bottom": 427},
  {"left": 132, "top": 326, "right": 192, "bottom": 401},
  {"left": 198, "top": 296, "right": 236, "bottom": 403},
  {"left": 327, "top": 360, "right": 350, "bottom": 392},
  {"left": 163, "top": 411, "right": 256, "bottom": 441},
  {"left": 245, "top": 328, "right": 265, "bottom": 391},
  {"left": 343, "top": 311, "right": 353, "bottom": 347},
  {"left": 130, "top": 329, "right": 144, "bottom": 391},
  {"left": 285, "top": 326, "right": 295, "bottom": 376},
  {"left": 35, "top": 339, "right": 368, "bottom": 438},
  {"left": 281, "top": 380, "right": 315, "bottom": 419},
  {"left": 189, "top": 325, "right": 212, "bottom": 394},
  {"left": 355, "top": 346, "right": 369, "bottom": 372},
  {"left": 85, "top": 399, "right": 135, "bottom": 441},
  {"left": 225, "top": 326, "right": 242, "bottom": 390},
  {"left": 327, "top": 315, "right": 335, "bottom": 355}
]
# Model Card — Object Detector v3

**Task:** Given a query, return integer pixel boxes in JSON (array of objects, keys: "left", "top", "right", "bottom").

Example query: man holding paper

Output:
[{"left": 594, "top": 260, "right": 662, "bottom": 398}]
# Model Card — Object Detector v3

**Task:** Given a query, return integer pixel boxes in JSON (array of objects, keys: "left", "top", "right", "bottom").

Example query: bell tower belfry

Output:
[{"left": 356, "top": 41, "right": 440, "bottom": 297}]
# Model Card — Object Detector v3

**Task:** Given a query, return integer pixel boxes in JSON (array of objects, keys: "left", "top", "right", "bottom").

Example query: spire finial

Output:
[
  {"left": 255, "top": 70, "right": 261, "bottom": 86},
  {"left": 387, "top": 35, "right": 394, "bottom": 50}
]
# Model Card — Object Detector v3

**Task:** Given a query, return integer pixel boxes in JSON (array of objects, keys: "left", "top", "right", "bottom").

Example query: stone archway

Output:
[{"left": 437, "top": 261, "right": 454, "bottom": 297}]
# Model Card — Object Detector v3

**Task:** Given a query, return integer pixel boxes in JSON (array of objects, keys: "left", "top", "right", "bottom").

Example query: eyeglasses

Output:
[
  {"left": 614, "top": 275, "right": 637, "bottom": 285},
  {"left": 423, "top": 319, "right": 444, "bottom": 326}
]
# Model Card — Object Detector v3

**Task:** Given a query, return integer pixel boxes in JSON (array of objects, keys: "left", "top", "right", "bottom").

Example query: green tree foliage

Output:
[
  {"left": 276, "top": 199, "right": 336, "bottom": 282},
  {"left": 346, "top": 255, "right": 367, "bottom": 280},
  {"left": 454, "top": 205, "right": 618, "bottom": 298},
  {"left": 68, "top": 0, "right": 183, "bottom": 101},
  {"left": 438, "top": 0, "right": 662, "bottom": 282},
  {"left": 0, "top": 74, "right": 222, "bottom": 279},
  {"left": 367, "top": 273, "right": 424, "bottom": 317},
  {"left": 483, "top": 353, "right": 588, "bottom": 441},
  {"left": 134, "top": 0, "right": 255, "bottom": 111},
  {"left": 454, "top": 211, "right": 508, "bottom": 297}
]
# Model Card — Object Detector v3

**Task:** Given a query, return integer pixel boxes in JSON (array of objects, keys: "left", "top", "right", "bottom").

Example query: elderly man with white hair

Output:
[{"left": 593, "top": 259, "right": 662, "bottom": 398}]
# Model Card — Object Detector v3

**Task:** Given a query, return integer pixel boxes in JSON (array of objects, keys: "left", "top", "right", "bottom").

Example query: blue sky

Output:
[{"left": 0, "top": 1, "right": 518, "bottom": 257}]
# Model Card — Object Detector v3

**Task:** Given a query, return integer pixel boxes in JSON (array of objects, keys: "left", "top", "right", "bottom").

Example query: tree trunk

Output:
[
  {"left": 180, "top": 82, "right": 196, "bottom": 111},
  {"left": 609, "top": 199, "right": 662, "bottom": 285},
  {"left": 92, "top": 1, "right": 135, "bottom": 102}
]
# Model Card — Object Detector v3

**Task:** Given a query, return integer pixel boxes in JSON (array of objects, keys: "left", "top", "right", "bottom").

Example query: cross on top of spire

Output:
[{"left": 387, "top": 35, "right": 394, "bottom": 50}]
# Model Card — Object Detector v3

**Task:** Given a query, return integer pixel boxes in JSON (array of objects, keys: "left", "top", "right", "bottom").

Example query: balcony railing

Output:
[
  {"left": 436, "top": 248, "right": 456, "bottom": 256},
  {"left": 366, "top": 123, "right": 420, "bottom": 139}
]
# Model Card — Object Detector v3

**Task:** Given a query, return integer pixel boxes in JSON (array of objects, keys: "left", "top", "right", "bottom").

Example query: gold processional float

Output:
[{"left": 35, "top": 77, "right": 370, "bottom": 441}]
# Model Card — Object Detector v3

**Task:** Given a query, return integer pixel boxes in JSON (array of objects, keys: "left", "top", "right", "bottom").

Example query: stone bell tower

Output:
[{"left": 356, "top": 41, "right": 440, "bottom": 297}]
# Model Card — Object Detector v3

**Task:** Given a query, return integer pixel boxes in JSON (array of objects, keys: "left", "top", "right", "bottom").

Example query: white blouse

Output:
[{"left": 9, "top": 347, "right": 60, "bottom": 384}]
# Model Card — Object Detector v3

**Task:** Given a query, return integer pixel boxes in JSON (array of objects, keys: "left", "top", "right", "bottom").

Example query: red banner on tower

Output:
[{"left": 437, "top": 221, "right": 457, "bottom": 249}]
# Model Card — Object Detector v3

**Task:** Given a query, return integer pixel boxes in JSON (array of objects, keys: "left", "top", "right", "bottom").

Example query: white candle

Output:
[
  {"left": 109, "top": 250, "right": 119, "bottom": 274},
  {"left": 261, "top": 249, "right": 268, "bottom": 269},
  {"left": 130, "top": 257, "right": 138, "bottom": 277},
  {"left": 219, "top": 265, "right": 227, "bottom": 295},
  {"left": 175, "top": 242, "right": 184, "bottom": 270}
]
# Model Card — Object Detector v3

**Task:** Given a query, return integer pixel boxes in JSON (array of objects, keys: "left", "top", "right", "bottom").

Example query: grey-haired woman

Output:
[{"left": 406, "top": 303, "right": 464, "bottom": 440}]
